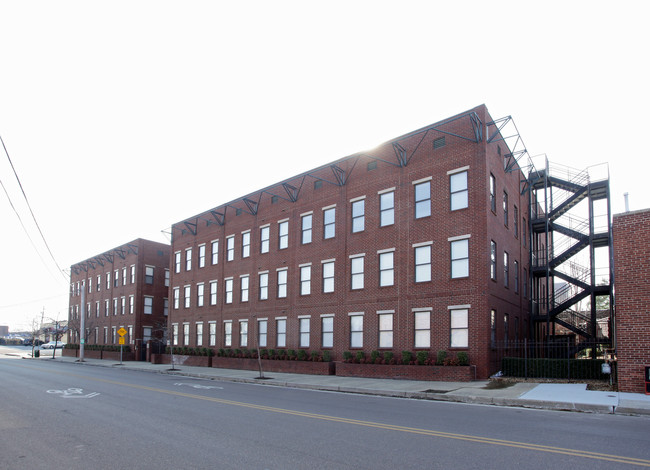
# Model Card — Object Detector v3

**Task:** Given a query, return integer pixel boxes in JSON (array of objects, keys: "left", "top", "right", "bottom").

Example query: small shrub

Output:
[
  {"left": 287, "top": 349, "right": 296, "bottom": 359},
  {"left": 457, "top": 351, "right": 469, "bottom": 366},
  {"left": 322, "top": 350, "right": 331, "bottom": 362},
  {"left": 355, "top": 351, "right": 365, "bottom": 362},
  {"left": 401, "top": 351, "right": 413, "bottom": 365},
  {"left": 436, "top": 350, "right": 447, "bottom": 365},
  {"left": 343, "top": 351, "right": 353, "bottom": 362},
  {"left": 416, "top": 351, "right": 428, "bottom": 365},
  {"left": 383, "top": 351, "right": 394, "bottom": 363},
  {"left": 370, "top": 350, "right": 380, "bottom": 364},
  {"left": 310, "top": 351, "right": 320, "bottom": 361},
  {"left": 268, "top": 349, "right": 276, "bottom": 358},
  {"left": 297, "top": 349, "right": 307, "bottom": 361}
]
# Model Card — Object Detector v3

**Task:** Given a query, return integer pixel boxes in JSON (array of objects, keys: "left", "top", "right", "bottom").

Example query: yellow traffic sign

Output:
[
  {"left": 118, "top": 337, "right": 125, "bottom": 345},
  {"left": 117, "top": 327, "right": 127, "bottom": 337}
]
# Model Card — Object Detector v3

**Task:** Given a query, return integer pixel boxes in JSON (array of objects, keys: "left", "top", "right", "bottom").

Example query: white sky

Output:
[{"left": 1, "top": 1, "right": 648, "bottom": 331}]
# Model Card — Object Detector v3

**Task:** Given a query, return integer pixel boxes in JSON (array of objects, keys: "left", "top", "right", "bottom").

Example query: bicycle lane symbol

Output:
[{"left": 47, "top": 388, "right": 100, "bottom": 399}]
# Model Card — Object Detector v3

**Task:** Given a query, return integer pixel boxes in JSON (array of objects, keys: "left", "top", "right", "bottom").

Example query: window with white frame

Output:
[
  {"left": 322, "top": 260, "right": 334, "bottom": 293},
  {"left": 224, "top": 321, "right": 232, "bottom": 347},
  {"left": 225, "top": 278, "right": 233, "bottom": 304},
  {"left": 112, "top": 326, "right": 116, "bottom": 344},
  {"left": 197, "top": 283, "right": 204, "bottom": 307},
  {"left": 172, "top": 323, "right": 179, "bottom": 346},
  {"left": 258, "top": 319, "right": 267, "bottom": 347},
  {"left": 323, "top": 206, "right": 335, "bottom": 239},
  {"left": 121, "top": 296, "right": 126, "bottom": 315},
  {"left": 104, "top": 299, "right": 109, "bottom": 316},
  {"left": 143, "top": 326, "right": 152, "bottom": 343},
  {"left": 490, "top": 309, "right": 496, "bottom": 347},
  {"left": 129, "top": 295, "right": 134, "bottom": 314},
  {"left": 174, "top": 252, "right": 181, "bottom": 273},
  {"left": 300, "top": 264, "right": 311, "bottom": 295},
  {"left": 450, "top": 307, "right": 469, "bottom": 348},
  {"left": 106, "top": 272, "right": 111, "bottom": 289},
  {"left": 351, "top": 198, "right": 365, "bottom": 233},
  {"left": 378, "top": 250, "right": 394, "bottom": 287},
  {"left": 145, "top": 266, "right": 154, "bottom": 284},
  {"left": 96, "top": 274, "right": 101, "bottom": 292},
  {"left": 450, "top": 169, "right": 468, "bottom": 211},
  {"left": 414, "top": 179, "right": 431, "bottom": 218},
  {"left": 414, "top": 309, "right": 431, "bottom": 348},
  {"left": 122, "top": 267, "right": 127, "bottom": 285},
  {"left": 163, "top": 298, "right": 168, "bottom": 316},
  {"left": 260, "top": 225, "right": 270, "bottom": 254},
  {"left": 196, "top": 322, "right": 203, "bottom": 346},
  {"left": 128, "top": 325, "right": 133, "bottom": 344},
  {"left": 350, "top": 254, "right": 364, "bottom": 290},
  {"left": 276, "top": 318, "right": 286, "bottom": 347},
  {"left": 278, "top": 220, "right": 289, "bottom": 249},
  {"left": 209, "top": 322, "right": 216, "bottom": 346},
  {"left": 489, "top": 174, "right": 496, "bottom": 213},
  {"left": 503, "top": 251, "right": 509, "bottom": 287},
  {"left": 503, "top": 191, "right": 509, "bottom": 227},
  {"left": 164, "top": 269, "right": 169, "bottom": 287},
  {"left": 88, "top": 277, "right": 92, "bottom": 293},
  {"left": 130, "top": 265, "right": 136, "bottom": 283},
  {"left": 199, "top": 244, "right": 206, "bottom": 268},
  {"left": 350, "top": 314, "right": 363, "bottom": 348},
  {"left": 259, "top": 272, "right": 269, "bottom": 300},
  {"left": 226, "top": 235, "right": 235, "bottom": 261},
  {"left": 113, "top": 298, "right": 118, "bottom": 315},
  {"left": 173, "top": 287, "right": 180, "bottom": 309},
  {"left": 277, "top": 269, "right": 287, "bottom": 298},
  {"left": 114, "top": 270, "right": 119, "bottom": 287},
  {"left": 379, "top": 190, "right": 395, "bottom": 226},
  {"left": 183, "top": 323, "right": 190, "bottom": 346},
  {"left": 103, "top": 326, "right": 108, "bottom": 344},
  {"left": 210, "top": 280, "right": 218, "bottom": 305},
  {"left": 321, "top": 315, "right": 334, "bottom": 348},
  {"left": 240, "top": 275, "right": 249, "bottom": 302},
  {"left": 184, "top": 285, "right": 191, "bottom": 308},
  {"left": 95, "top": 301, "right": 100, "bottom": 317},
  {"left": 378, "top": 312, "right": 393, "bottom": 348},
  {"left": 239, "top": 320, "right": 248, "bottom": 347},
  {"left": 299, "top": 317, "right": 310, "bottom": 347},
  {"left": 211, "top": 240, "right": 219, "bottom": 265},
  {"left": 490, "top": 240, "right": 497, "bottom": 281},
  {"left": 242, "top": 231, "right": 251, "bottom": 258},
  {"left": 414, "top": 243, "right": 432, "bottom": 282},
  {"left": 185, "top": 248, "right": 192, "bottom": 271},
  {"left": 450, "top": 237, "right": 469, "bottom": 278},
  {"left": 301, "top": 213, "right": 312, "bottom": 244}
]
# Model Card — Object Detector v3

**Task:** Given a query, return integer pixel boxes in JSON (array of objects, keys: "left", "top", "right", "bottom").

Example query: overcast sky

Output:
[{"left": 1, "top": 1, "right": 648, "bottom": 331}]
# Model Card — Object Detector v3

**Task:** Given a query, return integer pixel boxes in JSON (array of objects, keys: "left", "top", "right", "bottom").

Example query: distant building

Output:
[
  {"left": 613, "top": 208, "right": 650, "bottom": 393},
  {"left": 0, "top": 325, "right": 8, "bottom": 337},
  {"left": 68, "top": 239, "right": 170, "bottom": 360}
]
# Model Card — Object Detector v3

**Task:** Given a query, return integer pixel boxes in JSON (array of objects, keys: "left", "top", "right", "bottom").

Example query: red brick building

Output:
[
  {"left": 613, "top": 208, "right": 650, "bottom": 393},
  {"left": 68, "top": 238, "right": 170, "bottom": 360},
  {"left": 169, "top": 105, "right": 529, "bottom": 379}
]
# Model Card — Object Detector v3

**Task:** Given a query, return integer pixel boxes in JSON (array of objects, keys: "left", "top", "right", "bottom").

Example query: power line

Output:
[{"left": 0, "top": 134, "right": 68, "bottom": 284}]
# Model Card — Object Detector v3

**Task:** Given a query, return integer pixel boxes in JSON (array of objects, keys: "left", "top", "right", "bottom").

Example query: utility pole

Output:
[{"left": 79, "top": 281, "right": 85, "bottom": 362}]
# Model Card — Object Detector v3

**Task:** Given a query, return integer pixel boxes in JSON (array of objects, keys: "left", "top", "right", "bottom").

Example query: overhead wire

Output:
[{"left": 0, "top": 134, "right": 69, "bottom": 284}]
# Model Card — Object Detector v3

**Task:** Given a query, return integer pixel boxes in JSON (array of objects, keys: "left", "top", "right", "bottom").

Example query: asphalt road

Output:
[{"left": 1, "top": 351, "right": 649, "bottom": 469}]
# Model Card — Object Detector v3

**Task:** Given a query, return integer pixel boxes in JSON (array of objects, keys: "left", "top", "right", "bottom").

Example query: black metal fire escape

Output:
[{"left": 528, "top": 158, "right": 612, "bottom": 346}]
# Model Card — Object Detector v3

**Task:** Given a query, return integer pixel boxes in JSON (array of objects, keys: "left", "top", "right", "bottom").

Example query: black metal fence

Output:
[{"left": 491, "top": 338, "right": 614, "bottom": 381}]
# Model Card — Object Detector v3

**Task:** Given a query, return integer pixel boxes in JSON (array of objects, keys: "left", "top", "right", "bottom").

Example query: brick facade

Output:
[
  {"left": 168, "top": 105, "right": 529, "bottom": 379},
  {"left": 68, "top": 238, "right": 170, "bottom": 360},
  {"left": 613, "top": 208, "right": 650, "bottom": 393}
]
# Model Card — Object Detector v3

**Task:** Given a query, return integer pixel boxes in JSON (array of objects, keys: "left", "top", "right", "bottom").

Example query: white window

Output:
[
  {"left": 114, "top": 270, "right": 119, "bottom": 287},
  {"left": 350, "top": 314, "right": 363, "bottom": 348},
  {"left": 184, "top": 285, "right": 191, "bottom": 308},
  {"left": 276, "top": 318, "right": 286, "bottom": 348},
  {"left": 174, "top": 252, "right": 181, "bottom": 273},
  {"left": 196, "top": 323, "right": 203, "bottom": 346},
  {"left": 299, "top": 317, "right": 310, "bottom": 347},
  {"left": 450, "top": 169, "right": 468, "bottom": 211},
  {"left": 113, "top": 298, "right": 118, "bottom": 315},
  {"left": 300, "top": 265, "right": 311, "bottom": 296},
  {"left": 209, "top": 322, "right": 216, "bottom": 346},
  {"left": 172, "top": 323, "right": 179, "bottom": 346},
  {"left": 323, "top": 207, "right": 335, "bottom": 239},
  {"left": 414, "top": 310, "right": 431, "bottom": 348},
  {"left": 145, "top": 266, "right": 154, "bottom": 284},
  {"left": 97, "top": 274, "right": 101, "bottom": 291},
  {"left": 450, "top": 237, "right": 470, "bottom": 278},
  {"left": 242, "top": 231, "right": 251, "bottom": 258},
  {"left": 351, "top": 198, "right": 365, "bottom": 233},
  {"left": 277, "top": 269, "right": 288, "bottom": 298},
  {"left": 185, "top": 248, "right": 192, "bottom": 271},
  {"left": 210, "top": 280, "right": 218, "bottom": 305},
  {"left": 322, "top": 260, "right": 335, "bottom": 293},
  {"left": 106, "top": 272, "right": 111, "bottom": 289},
  {"left": 378, "top": 312, "right": 393, "bottom": 348},
  {"left": 379, "top": 190, "right": 395, "bottom": 227},
  {"left": 504, "top": 251, "right": 510, "bottom": 287},
  {"left": 224, "top": 321, "right": 232, "bottom": 347},
  {"left": 490, "top": 173, "right": 496, "bottom": 212},
  {"left": 259, "top": 272, "right": 269, "bottom": 300},
  {"left": 321, "top": 316, "right": 334, "bottom": 348},
  {"left": 129, "top": 295, "right": 134, "bottom": 314},
  {"left": 95, "top": 301, "right": 100, "bottom": 318},
  {"left": 491, "top": 240, "right": 497, "bottom": 281},
  {"left": 260, "top": 226, "right": 270, "bottom": 254},
  {"left": 258, "top": 319, "right": 268, "bottom": 347},
  {"left": 199, "top": 244, "right": 206, "bottom": 268},
  {"left": 104, "top": 299, "right": 109, "bottom": 316},
  {"left": 240, "top": 275, "right": 249, "bottom": 302},
  {"left": 88, "top": 277, "right": 92, "bottom": 293},
  {"left": 278, "top": 220, "right": 289, "bottom": 249},
  {"left": 378, "top": 250, "right": 394, "bottom": 287},
  {"left": 239, "top": 320, "right": 248, "bottom": 347},
  {"left": 173, "top": 287, "right": 180, "bottom": 309},
  {"left": 122, "top": 267, "right": 127, "bottom": 285},
  {"left": 165, "top": 269, "right": 170, "bottom": 287},
  {"left": 301, "top": 213, "right": 312, "bottom": 244},
  {"left": 143, "top": 327, "right": 152, "bottom": 343},
  {"left": 450, "top": 308, "right": 469, "bottom": 348},
  {"left": 225, "top": 278, "right": 233, "bottom": 304},
  {"left": 121, "top": 296, "right": 126, "bottom": 315},
  {"left": 112, "top": 326, "right": 117, "bottom": 344},
  {"left": 350, "top": 254, "right": 364, "bottom": 290},
  {"left": 414, "top": 180, "right": 431, "bottom": 218},
  {"left": 183, "top": 323, "right": 190, "bottom": 346},
  {"left": 197, "top": 283, "right": 205, "bottom": 307},
  {"left": 211, "top": 240, "right": 219, "bottom": 265},
  {"left": 226, "top": 236, "right": 235, "bottom": 261},
  {"left": 130, "top": 265, "right": 136, "bottom": 284},
  {"left": 414, "top": 244, "right": 432, "bottom": 282}
]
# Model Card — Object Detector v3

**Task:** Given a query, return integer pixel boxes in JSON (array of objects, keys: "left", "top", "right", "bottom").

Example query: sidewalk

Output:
[{"left": 31, "top": 354, "right": 649, "bottom": 417}]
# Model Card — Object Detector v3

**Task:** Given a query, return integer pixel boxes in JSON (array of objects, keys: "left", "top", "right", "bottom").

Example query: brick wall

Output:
[{"left": 613, "top": 208, "right": 650, "bottom": 393}]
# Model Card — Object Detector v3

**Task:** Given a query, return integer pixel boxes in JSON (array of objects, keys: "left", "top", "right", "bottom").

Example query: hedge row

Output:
[{"left": 502, "top": 357, "right": 609, "bottom": 380}]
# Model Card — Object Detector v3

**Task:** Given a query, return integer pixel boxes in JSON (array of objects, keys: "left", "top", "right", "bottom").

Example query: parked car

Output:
[{"left": 41, "top": 342, "right": 65, "bottom": 349}]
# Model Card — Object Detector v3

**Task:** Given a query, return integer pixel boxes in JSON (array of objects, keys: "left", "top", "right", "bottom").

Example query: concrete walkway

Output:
[{"left": 31, "top": 354, "right": 650, "bottom": 417}]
